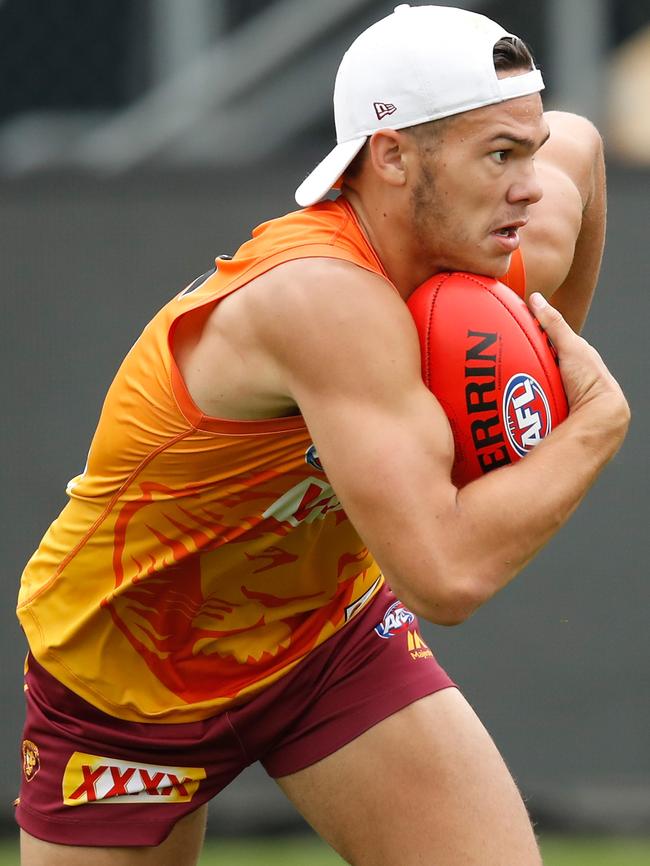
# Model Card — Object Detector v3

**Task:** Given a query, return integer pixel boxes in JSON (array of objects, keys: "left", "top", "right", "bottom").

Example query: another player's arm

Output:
[
  {"left": 254, "top": 259, "right": 628, "bottom": 626},
  {"left": 521, "top": 111, "right": 606, "bottom": 333}
]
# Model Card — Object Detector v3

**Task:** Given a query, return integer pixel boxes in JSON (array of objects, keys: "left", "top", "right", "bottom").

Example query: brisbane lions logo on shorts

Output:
[
  {"left": 22, "top": 740, "right": 40, "bottom": 782},
  {"left": 375, "top": 600, "right": 414, "bottom": 639}
]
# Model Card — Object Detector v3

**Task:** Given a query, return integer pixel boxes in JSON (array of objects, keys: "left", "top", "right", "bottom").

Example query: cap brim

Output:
[{"left": 295, "top": 137, "right": 367, "bottom": 207}]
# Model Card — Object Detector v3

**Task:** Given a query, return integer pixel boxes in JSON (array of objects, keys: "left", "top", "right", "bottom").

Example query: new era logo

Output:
[{"left": 374, "top": 101, "right": 397, "bottom": 120}]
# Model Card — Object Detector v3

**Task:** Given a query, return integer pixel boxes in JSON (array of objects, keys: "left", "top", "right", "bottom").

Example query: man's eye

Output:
[{"left": 490, "top": 150, "right": 508, "bottom": 164}]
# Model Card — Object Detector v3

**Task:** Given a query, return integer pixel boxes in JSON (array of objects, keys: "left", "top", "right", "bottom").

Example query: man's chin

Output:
[
  {"left": 493, "top": 259, "right": 512, "bottom": 278},
  {"left": 479, "top": 251, "right": 512, "bottom": 279},
  {"left": 449, "top": 255, "right": 511, "bottom": 279}
]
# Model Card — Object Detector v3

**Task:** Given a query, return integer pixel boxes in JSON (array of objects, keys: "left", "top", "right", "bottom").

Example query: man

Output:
[{"left": 17, "top": 5, "right": 628, "bottom": 865}]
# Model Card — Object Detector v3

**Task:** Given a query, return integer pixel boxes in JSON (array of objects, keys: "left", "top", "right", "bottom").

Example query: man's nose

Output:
[{"left": 508, "top": 164, "right": 543, "bottom": 205}]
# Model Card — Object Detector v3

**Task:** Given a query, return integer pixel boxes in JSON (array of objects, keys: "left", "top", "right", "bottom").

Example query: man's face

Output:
[{"left": 408, "top": 91, "right": 548, "bottom": 279}]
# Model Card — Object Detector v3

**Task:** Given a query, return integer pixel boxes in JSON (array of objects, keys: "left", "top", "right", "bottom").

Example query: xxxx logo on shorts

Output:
[
  {"left": 62, "top": 752, "right": 206, "bottom": 806},
  {"left": 22, "top": 740, "right": 40, "bottom": 782}
]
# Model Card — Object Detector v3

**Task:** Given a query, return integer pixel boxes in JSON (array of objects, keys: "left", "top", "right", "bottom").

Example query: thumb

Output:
[{"left": 528, "top": 293, "right": 574, "bottom": 347}]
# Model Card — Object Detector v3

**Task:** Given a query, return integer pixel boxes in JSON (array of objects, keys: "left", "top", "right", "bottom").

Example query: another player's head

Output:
[{"left": 295, "top": 4, "right": 549, "bottom": 281}]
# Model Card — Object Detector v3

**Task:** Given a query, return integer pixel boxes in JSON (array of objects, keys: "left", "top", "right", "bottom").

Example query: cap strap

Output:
[{"left": 497, "top": 68, "right": 544, "bottom": 100}]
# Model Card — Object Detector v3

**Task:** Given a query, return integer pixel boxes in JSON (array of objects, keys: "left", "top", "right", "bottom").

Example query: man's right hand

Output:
[{"left": 529, "top": 292, "right": 630, "bottom": 452}]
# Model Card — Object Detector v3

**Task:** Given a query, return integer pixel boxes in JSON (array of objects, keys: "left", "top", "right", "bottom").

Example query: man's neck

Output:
[{"left": 341, "top": 189, "right": 434, "bottom": 300}]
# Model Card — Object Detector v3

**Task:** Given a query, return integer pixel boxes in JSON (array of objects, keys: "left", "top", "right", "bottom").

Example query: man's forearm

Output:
[{"left": 448, "top": 396, "right": 625, "bottom": 612}]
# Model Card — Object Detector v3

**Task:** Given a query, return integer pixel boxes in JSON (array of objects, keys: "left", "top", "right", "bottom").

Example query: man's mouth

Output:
[
  {"left": 489, "top": 218, "right": 528, "bottom": 251},
  {"left": 491, "top": 218, "right": 527, "bottom": 237},
  {"left": 490, "top": 220, "right": 527, "bottom": 252}
]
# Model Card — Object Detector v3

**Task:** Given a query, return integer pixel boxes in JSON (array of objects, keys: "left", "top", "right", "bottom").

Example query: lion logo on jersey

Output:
[{"left": 105, "top": 480, "right": 358, "bottom": 704}]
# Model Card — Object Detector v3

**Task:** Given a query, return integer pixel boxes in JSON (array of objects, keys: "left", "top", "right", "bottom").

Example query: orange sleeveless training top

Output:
[{"left": 18, "top": 198, "right": 526, "bottom": 722}]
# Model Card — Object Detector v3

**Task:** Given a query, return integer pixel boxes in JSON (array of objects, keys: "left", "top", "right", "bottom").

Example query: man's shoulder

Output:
[
  {"left": 259, "top": 253, "right": 382, "bottom": 284},
  {"left": 540, "top": 111, "right": 603, "bottom": 205},
  {"left": 239, "top": 256, "right": 397, "bottom": 335},
  {"left": 543, "top": 110, "right": 601, "bottom": 143}
]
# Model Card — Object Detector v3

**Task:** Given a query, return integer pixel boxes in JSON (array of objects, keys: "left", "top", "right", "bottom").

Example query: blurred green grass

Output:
[
  {"left": 206, "top": 836, "right": 650, "bottom": 865},
  {"left": 1, "top": 834, "right": 649, "bottom": 864},
  {"left": 538, "top": 836, "right": 650, "bottom": 866}
]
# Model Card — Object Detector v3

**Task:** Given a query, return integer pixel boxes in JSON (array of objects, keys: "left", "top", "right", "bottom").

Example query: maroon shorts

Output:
[{"left": 16, "top": 585, "right": 455, "bottom": 847}]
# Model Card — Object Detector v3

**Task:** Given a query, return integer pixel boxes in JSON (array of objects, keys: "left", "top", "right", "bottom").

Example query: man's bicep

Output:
[
  {"left": 296, "top": 378, "right": 456, "bottom": 508},
  {"left": 267, "top": 265, "right": 458, "bottom": 595},
  {"left": 296, "top": 374, "right": 457, "bottom": 602},
  {"left": 270, "top": 262, "right": 456, "bottom": 487},
  {"left": 545, "top": 121, "right": 606, "bottom": 332},
  {"left": 519, "top": 161, "right": 583, "bottom": 299},
  {"left": 522, "top": 112, "right": 606, "bottom": 331}
]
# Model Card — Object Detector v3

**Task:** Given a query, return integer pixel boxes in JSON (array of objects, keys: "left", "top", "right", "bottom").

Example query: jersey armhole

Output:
[{"left": 167, "top": 308, "right": 307, "bottom": 436}]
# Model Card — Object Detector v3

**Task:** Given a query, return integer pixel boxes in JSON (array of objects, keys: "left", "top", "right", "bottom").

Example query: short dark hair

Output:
[
  {"left": 342, "top": 36, "right": 536, "bottom": 182},
  {"left": 492, "top": 35, "right": 536, "bottom": 73}
]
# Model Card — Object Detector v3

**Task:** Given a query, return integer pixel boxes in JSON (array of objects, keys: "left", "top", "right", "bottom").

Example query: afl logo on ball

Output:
[
  {"left": 503, "top": 373, "right": 552, "bottom": 457},
  {"left": 22, "top": 740, "right": 40, "bottom": 782}
]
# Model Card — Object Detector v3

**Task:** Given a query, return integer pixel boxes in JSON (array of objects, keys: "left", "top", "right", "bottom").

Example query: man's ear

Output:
[{"left": 367, "top": 129, "right": 411, "bottom": 187}]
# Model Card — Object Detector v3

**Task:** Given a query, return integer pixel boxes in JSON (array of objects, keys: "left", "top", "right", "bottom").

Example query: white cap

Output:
[{"left": 295, "top": 4, "right": 544, "bottom": 207}]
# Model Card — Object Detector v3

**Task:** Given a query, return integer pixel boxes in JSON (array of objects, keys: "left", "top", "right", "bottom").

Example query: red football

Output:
[{"left": 407, "top": 271, "right": 568, "bottom": 488}]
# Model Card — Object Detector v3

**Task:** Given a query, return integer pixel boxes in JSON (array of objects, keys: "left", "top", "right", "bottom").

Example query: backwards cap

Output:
[{"left": 295, "top": 4, "right": 544, "bottom": 207}]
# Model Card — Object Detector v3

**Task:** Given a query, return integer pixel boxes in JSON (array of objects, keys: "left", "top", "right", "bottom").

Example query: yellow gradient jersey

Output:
[{"left": 18, "top": 198, "right": 526, "bottom": 723}]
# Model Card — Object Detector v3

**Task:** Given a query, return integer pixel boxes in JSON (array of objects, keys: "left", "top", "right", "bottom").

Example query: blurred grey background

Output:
[{"left": 1, "top": 0, "right": 649, "bottom": 838}]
